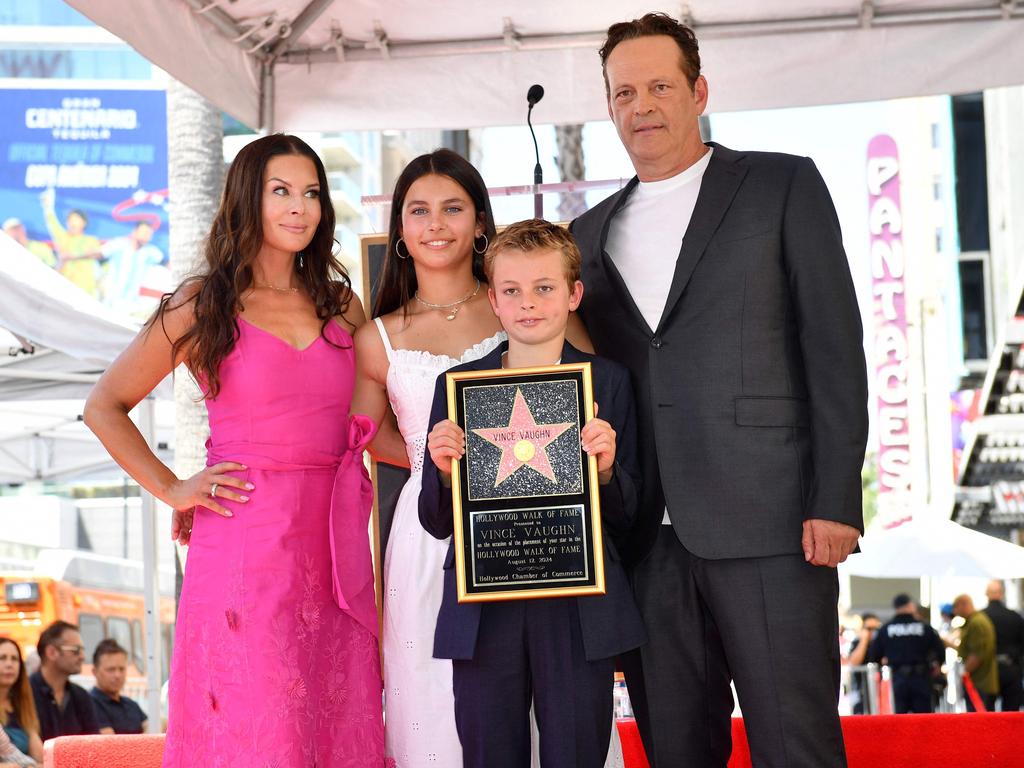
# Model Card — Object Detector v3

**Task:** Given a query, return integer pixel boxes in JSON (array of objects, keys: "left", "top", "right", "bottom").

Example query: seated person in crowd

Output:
[
  {"left": 0, "top": 722, "right": 37, "bottom": 767},
  {"left": 0, "top": 638, "right": 42, "bottom": 763},
  {"left": 89, "top": 640, "right": 146, "bottom": 735},
  {"left": 29, "top": 622, "right": 99, "bottom": 740}
]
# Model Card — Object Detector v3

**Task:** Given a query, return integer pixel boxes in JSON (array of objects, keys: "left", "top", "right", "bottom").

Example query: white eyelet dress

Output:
[{"left": 376, "top": 318, "right": 506, "bottom": 767}]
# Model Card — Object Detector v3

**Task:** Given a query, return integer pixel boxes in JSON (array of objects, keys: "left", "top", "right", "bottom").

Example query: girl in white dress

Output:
[
  {"left": 353, "top": 150, "right": 505, "bottom": 767},
  {"left": 353, "top": 149, "right": 622, "bottom": 768}
]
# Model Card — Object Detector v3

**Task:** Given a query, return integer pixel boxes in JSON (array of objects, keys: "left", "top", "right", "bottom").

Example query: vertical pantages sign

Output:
[{"left": 867, "top": 135, "right": 911, "bottom": 526}]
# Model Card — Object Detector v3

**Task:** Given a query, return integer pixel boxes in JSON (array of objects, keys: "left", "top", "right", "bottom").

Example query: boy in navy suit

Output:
[{"left": 419, "top": 219, "right": 646, "bottom": 768}]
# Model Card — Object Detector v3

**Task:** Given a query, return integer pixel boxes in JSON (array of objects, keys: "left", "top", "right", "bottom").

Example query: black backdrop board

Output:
[
  {"left": 446, "top": 363, "right": 606, "bottom": 602},
  {"left": 362, "top": 234, "right": 408, "bottom": 616}
]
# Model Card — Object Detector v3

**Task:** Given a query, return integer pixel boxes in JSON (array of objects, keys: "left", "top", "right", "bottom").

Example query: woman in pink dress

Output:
[{"left": 85, "top": 134, "right": 384, "bottom": 767}]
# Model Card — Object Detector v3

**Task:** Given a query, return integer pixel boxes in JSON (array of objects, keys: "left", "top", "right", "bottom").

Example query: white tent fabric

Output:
[
  {"left": 67, "top": 0, "right": 1024, "bottom": 132},
  {"left": 0, "top": 238, "right": 173, "bottom": 724},
  {"left": 0, "top": 233, "right": 172, "bottom": 484},
  {"left": 841, "top": 517, "right": 1024, "bottom": 579},
  {"left": 0, "top": 231, "right": 136, "bottom": 369}
]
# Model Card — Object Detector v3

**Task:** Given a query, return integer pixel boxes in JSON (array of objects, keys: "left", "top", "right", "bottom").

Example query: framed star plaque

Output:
[{"left": 446, "top": 362, "right": 605, "bottom": 602}]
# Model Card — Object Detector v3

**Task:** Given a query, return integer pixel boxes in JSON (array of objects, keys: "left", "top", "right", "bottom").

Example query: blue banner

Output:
[{"left": 0, "top": 88, "right": 170, "bottom": 314}]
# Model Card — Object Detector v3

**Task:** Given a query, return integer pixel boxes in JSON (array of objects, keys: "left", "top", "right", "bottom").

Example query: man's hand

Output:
[{"left": 801, "top": 518, "right": 859, "bottom": 568}]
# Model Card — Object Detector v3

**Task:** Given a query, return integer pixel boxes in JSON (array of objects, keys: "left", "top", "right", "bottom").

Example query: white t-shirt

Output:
[
  {"left": 606, "top": 148, "right": 713, "bottom": 331},
  {"left": 606, "top": 148, "right": 713, "bottom": 524}
]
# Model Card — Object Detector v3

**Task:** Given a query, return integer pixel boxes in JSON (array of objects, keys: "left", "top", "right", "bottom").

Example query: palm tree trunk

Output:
[
  {"left": 166, "top": 79, "right": 223, "bottom": 591},
  {"left": 555, "top": 124, "right": 586, "bottom": 222}
]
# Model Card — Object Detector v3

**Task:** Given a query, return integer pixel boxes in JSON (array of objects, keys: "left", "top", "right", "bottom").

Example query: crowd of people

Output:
[
  {"left": 2, "top": 9, "right": 1018, "bottom": 768},
  {"left": 0, "top": 623, "right": 148, "bottom": 767},
  {"left": 845, "top": 581, "right": 1024, "bottom": 715}
]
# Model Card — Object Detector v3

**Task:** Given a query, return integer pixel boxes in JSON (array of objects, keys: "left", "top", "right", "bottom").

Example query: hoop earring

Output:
[
  {"left": 473, "top": 234, "right": 489, "bottom": 255},
  {"left": 395, "top": 238, "right": 410, "bottom": 260}
]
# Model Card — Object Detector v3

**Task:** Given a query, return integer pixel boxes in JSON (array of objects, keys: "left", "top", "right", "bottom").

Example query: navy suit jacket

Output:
[{"left": 418, "top": 340, "right": 647, "bottom": 662}]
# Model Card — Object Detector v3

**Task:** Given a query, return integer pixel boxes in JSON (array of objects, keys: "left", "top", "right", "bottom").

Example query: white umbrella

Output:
[{"left": 841, "top": 517, "right": 1024, "bottom": 579}]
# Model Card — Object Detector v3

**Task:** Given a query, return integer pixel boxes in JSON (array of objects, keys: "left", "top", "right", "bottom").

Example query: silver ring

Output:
[{"left": 210, "top": 482, "right": 218, "bottom": 498}]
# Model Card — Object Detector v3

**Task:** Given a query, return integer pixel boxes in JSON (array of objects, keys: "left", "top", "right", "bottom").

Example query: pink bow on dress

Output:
[{"left": 328, "top": 413, "right": 380, "bottom": 638}]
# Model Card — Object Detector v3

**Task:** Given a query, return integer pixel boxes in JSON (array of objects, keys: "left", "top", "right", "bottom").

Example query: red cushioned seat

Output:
[{"left": 43, "top": 734, "right": 165, "bottom": 768}]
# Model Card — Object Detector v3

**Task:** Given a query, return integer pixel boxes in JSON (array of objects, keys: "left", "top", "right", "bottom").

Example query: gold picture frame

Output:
[{"left": 446, "top": 362, "right": 606, "bottom": 603}]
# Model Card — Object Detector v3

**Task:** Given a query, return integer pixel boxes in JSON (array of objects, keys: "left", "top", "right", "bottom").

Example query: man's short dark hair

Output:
[
  {"left": 67, "top": 209, "right": 88, "bottom": 225},
  {"left": 860, "top": 612, "right": 879, "bottom": 623},
  {"left": 38, "top": 620, "right": 79, "bottom": 659},
  {"left": 599, "top": 12, "right": 701, "bottom": 92},
  {"left": 93, "top": 638, "right": 128, "bottom": 667},
  {"left": 892, "top": 593, "right": 913, "bottom": 610}
]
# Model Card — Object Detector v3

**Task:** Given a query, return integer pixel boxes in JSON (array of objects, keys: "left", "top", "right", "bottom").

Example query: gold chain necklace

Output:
[
  {"left": 414, "top": 279, "right": 480, "bottom": 321},
  {"left": 253, "top": 283, "right": 300, "bottom": 292}
]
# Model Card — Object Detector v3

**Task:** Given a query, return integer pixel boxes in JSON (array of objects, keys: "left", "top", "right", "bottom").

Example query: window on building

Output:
[
  {"left": 0, "top": 0, "right": 94, "bottom": 26},
  {"left": 131, "top": 619, "right": 145, "bottom": 674},
  {"left": 77, "top": 613, "right": 104, "bottom": 662},
  {"left": 959, "top": 257, "right": 989, "bottom": 361},
  {"left": 107, "top": 617, "right": 132, "bottom": 662},
  {"left": 0, "top": 49, "right": 152, "bottom": 79},
  {"left": 952, "top": 93, "right": 990, "bottom": 252}
]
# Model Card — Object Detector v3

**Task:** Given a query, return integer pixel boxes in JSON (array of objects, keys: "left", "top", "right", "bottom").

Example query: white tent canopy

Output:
[
  {"left": 0, "top": 232, "right": 172, "bottom": 484},
  {"left": 841, "top": 517, "right": 1024, "bottom": 579},
  {"left": 68, "top": 1, "right": 1024, "bottom": 132}
]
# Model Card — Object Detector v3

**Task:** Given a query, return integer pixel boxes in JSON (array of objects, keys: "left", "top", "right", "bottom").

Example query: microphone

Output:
[{"left": 526, "top": 84, "right": 544, "bottom": 218}]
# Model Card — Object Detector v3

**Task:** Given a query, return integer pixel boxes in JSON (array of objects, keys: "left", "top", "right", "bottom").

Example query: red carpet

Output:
[
  {"left": 42, "top": 715, "right": 1024, "bottom": 767},
  {"left": 617, "top": 713, "right": 1024, "bottom": 768}
]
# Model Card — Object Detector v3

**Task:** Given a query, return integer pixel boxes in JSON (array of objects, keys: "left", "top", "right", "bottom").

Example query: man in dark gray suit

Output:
[{"left": 570, "top": 12, "right": 868, "bottom": 768}]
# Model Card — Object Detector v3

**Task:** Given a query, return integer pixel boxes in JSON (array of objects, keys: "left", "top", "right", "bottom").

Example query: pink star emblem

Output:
[{"left": 472, "top": 388, "right": 575, "bottom": 486}]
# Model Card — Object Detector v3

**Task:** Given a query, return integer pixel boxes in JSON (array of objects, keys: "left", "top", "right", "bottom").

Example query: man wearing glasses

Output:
[{"left": 29, "top": 621, "right": 100, "bottom": 740}]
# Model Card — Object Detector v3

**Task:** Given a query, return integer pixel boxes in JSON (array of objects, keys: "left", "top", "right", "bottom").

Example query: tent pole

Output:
[
  {"left": 138, "top": 396, "right": 164, "bottom": 732},
  {"left": 260, "top": 60, "right": 275, "bottom": 133}
]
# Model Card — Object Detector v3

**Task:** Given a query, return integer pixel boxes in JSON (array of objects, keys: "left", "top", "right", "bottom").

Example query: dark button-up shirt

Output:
[
  {"left": 90, "top": 687, "right": 146, "bottom": 734},
  {"left": 983, "top": 600, "right": 1024, "bottom": 666},
  {"left": 29, "top": 671, "right": 100, "bottom": 741},
  {"left": 867, "top": 613, "right": 945, "bottom": 673}
]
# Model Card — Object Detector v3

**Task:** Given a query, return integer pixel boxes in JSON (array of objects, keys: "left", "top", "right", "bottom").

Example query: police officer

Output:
[
  {"left": 983, "top": 580, "right": 1024, "bottom": 711},
  {"left": 868, "top": 594, "right": 946, "bottom": 713}
]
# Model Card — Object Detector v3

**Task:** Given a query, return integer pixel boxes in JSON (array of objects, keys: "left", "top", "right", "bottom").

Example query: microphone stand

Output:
[{"left": 528, "top": 102, "right": 543, "bottom": 218}]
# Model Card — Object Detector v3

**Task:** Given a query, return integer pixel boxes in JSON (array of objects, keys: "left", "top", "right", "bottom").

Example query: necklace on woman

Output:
[
  {"left": 253, "top": 282, "right": 300, "bottom": 292},
  {"left": 415, "top": 279, "right": 480, "bottom": 321}
]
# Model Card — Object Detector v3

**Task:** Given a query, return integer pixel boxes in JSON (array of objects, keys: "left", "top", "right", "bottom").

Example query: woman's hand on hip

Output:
[{"left": 165, "top": 462, "right": 253, "bottom": 543}]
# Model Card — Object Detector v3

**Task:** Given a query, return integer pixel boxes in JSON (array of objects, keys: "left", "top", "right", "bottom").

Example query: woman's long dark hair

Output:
[
  {"left": 373, "top": 149, "right": 496, "bottom": 318},
  {"left": 0, "top": 637, "right": 39, "bottom": 739},
  {"left": 153, "top": 133, "right": 351, "bottom": 398}
]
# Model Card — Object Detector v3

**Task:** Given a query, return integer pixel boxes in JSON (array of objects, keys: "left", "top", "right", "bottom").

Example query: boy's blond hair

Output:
[{"left": 485, "top": 218, "right": 582, "bottom": 289}]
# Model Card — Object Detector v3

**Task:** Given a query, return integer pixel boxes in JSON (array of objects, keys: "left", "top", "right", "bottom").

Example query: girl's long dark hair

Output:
[
  {"left": 152, "top": 133, "right": 352, "bottom": 398},
  {"left": 0, "top": 637, "right": 39, "bottom": 739},
  {"left": 373, "top": 149, "right": 496, "bottom": 318}
]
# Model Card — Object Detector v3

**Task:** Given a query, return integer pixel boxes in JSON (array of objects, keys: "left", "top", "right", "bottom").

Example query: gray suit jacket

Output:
[{"left": 571, "top": 143, "right": 868, "bottom": 564}]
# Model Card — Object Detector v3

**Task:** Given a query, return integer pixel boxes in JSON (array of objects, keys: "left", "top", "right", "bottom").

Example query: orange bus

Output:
[{"left": 0, "top": 549, "right": 175, "bottom": 699}]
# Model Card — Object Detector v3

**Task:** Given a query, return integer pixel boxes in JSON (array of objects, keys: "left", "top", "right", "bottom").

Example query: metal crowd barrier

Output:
[{"left": 844, "top": 661, "right": 970, "bottom": 714}]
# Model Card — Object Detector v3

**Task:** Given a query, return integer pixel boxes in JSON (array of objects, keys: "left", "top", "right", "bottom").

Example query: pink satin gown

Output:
[{"left": 163, "top": 317, "right": 384, "bottom": 768}]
